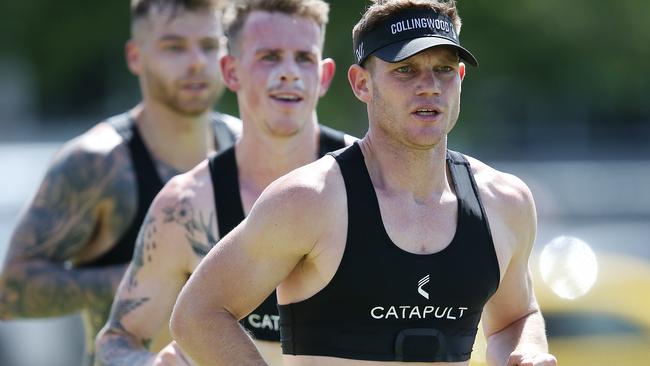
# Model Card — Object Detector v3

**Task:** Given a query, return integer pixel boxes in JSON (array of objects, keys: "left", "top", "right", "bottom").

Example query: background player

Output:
[
  {"left": 95, "top": 1, "right": 354, "bottom": 365},
  {"left": 0, "top": 0, "right": 239, "bottom": 363}
]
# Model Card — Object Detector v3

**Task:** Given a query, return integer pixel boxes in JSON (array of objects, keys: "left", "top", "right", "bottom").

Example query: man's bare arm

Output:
[
  {"left": 480, "top": 172, "right": 556, "bottom": 366},
  {"left": 0, "top": 135, "right": 134, "bottom": 319},
  {"left": 171, "top": 166, "right": 330, "bottom": 366},
  {"left": 96, "top": 175, "right": 216, "bottom": 366}
]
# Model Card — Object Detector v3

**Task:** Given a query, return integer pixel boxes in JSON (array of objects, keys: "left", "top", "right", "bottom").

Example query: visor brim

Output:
[{"left": 373, "top": 37, "right": 478, "bottom": 67}]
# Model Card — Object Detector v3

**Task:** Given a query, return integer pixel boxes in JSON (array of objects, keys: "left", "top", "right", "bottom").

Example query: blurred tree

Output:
[
  {"left": 2, "top": 1, "right": 130, "bottom": 116},
  {"left": 1, "top": 0, "right": 648, "bottom": 158}
]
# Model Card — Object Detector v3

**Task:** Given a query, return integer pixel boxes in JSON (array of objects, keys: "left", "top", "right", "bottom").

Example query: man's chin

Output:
[
  {"left": 266, "top": 122, "right": 302, "bottom": 138},
  {"left": 171, "top": 101, "right": 215, "bottom": 117}
]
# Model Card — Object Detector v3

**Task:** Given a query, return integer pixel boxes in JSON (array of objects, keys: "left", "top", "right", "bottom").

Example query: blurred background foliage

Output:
[{"left": 0, "top": 0, "right": 649, "bottom": 159}]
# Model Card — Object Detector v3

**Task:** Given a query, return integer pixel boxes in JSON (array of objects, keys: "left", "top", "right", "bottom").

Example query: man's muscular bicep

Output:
[
  {"left": 96, "top": 229, "right": 162, "bottom": 365},
  {"left": 190, "top": 173, "right": 328, "bottom": 320},
  {"left": 96, "top": 181, "right": 218, "bottom": 365},
  {"left": 121, "top": 179, "right": 216, "bottom": 294},
  {"left": 104, "top": 185, "right": 211, "bottom": 346},
  {"left": 0, "top": 136, "right": 137, "bottom": 319},
  {"left": 481, "top": 172, "right": 540, "bottom": 336}
]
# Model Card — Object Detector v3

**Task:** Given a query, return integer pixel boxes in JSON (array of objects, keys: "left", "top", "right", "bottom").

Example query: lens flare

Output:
[{"left": 539, "top": 236, "right": 598, "bottom": 300}]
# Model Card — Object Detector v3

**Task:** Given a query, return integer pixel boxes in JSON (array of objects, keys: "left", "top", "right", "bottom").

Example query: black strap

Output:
[
  {"left": 82, "top": 114, "right": 164, "bottom": 267},
  {"left": 446, "top": 150, "right": 477, "bottom": 216},
  {"left": 447, "top": 150, "right": 499, "bottom": 280},
  {"left": 330, "top": 142, "right": 385, "bottom": 252},
  {"left": 209, "top": 147, "right": 244, "bottom": 238},
  {"left": 206, "top": 125, "right": 347, "bottom": 341},
  {"left": 446, "top": 150, "right": 492, "bottom": 228},
  {"left": 109, "top": 114, "right": 165, "bottom": 205},
  {"left": 318, "top": 124, "right": 347, "bottom": 156},
  {"left": 126, "top": 120, "right": 165, "bottom": 200},
  {"left": 211, "top": 124, "right": 346, "bottom": 237}
]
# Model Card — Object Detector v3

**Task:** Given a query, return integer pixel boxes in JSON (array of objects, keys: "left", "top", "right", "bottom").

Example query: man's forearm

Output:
[
  {"left": 95, "top": 329, "right": 156, "bottom": 366},
  {"left": 0, "top": 260, "right": 125, "bottom": 319},
  {"left": 172, "top": 309, "right": 267, "bottom": 366},
  {"left": 485, "top": 310, "right": 549, "bottom": 366}
]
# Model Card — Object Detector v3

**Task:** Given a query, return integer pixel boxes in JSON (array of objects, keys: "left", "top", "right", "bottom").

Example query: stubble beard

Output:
[
  {"left": 370, "top": 80, "right": 406, "bottom": 146},
  {"left": 145, "top": 67, "right": 225, "bottom": 117},
  {"left": 370, "top": 81, "right": 445, "bottom": 151}
]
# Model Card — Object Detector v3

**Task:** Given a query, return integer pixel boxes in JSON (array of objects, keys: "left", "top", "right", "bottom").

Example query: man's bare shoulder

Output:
[
  {"left": 155, "top": 159, "right": 212, "bottom": 200},
  {"left": 464, "top": 154, "right": 536, "bottom": 243},
  {"left": 343, "top": 133, "right": 359, "bottom": 146},
  {"left": 139, "top": 160, "right": 217, "bottom": 262},
  {"left": 464, "top": 155, "right": 534, "bottom": 212},
  {"left": 146, "top": 159, "right": 213, "bottom": 224},
  {"left": 249, "top": 155, "right": 345, "bottom": 238},
  {"left": 5, "top": 120, "right": 136, "bottom": 264},
  {"left": 46, "top": 121, "right": 135, "bottom": 191},
  {"left": 263, "top": 155, "right": 343, "bottom": 206},
  {"left": 77, "top": 122, "right": 125, "bottom": 152},
  {"left": 54, "top": 121, "right": 126, "bottom": 161}
]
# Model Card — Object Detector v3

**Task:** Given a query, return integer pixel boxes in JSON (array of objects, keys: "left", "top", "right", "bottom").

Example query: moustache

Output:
[{"left": 266, "top": 77, "right": 306, "bottom": 92}]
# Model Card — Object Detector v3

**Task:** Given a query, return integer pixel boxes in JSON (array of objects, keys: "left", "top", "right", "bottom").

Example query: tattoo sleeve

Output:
[
  {"left": 96, "top": 194, "right": 219, "bottom": 365},
  {"left": 95, "top": 297, "right": 156, "bottom": 366},
  {"left": 95, "top": 206, "right": 160, "bottom": 366},
  {"left": 97, "top": 200, "right": 185, "bottom": 365},
  {"left": 0, "top": 143, "right": 135, "bottom": 319}
]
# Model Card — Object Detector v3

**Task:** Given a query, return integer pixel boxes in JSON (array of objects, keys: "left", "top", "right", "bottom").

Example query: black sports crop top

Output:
[
  {"left": 279, "top": 143, "right": 500, "bottom": 362},
  {"left": 208, "top": 125, "right": 347, "bottom": 341},
  {"left": 81, "top": 112, "right": 237, "bottom": 267}
]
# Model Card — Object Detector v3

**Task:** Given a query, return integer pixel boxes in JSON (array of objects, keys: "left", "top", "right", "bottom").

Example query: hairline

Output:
[
  {"left": 227, "top": 10, "right": 326, "bottom": 57},
  {"left": 130, "top": 3, "right": 222, "bottom": 41}
]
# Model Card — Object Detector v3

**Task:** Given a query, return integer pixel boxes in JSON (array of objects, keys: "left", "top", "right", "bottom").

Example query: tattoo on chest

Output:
[{"left": 162, "top": 198, "right": 218, "bottom": 257}]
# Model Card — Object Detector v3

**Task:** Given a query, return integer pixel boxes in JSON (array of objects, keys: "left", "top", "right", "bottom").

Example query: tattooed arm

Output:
[
  {"left": 96, "top": 168, "right": 215, "bottom": 366},
  {"left": 0, "top": 125, "right": 136, "bottom": 319}
]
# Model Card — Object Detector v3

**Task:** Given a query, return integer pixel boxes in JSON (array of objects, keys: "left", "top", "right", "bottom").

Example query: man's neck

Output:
[
  {"left": 131, "top": 103, "right": 214, "bottom": 172},
  {"left": 235, "top": 118, "right": 320, "bottom": 194},
  {"left": 360, "top": 128, "right": 451, "bottom": 204}
]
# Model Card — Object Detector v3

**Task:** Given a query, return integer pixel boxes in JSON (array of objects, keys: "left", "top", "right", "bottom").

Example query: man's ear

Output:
[
  {"left": 459, "top": 62, "right": 466, "bottom": 81},
  {"left": 347, "top": 63, "right": 372, "bottom": 104},
  {"left": 220, "top": 54, "right": 240, "bottom": 92},
  {"left": 318, "top": 58, "right": 336, "bottom": 97},
  {"left": 125, "top": 40, "right": 141, "bottom": 75}
]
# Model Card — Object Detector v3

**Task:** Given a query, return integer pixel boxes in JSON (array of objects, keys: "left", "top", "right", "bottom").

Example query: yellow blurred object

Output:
[
  {"left": 469, "top": 324, "right": 487, "bottom": 366},
  {"left": 533, "top": 251, "right": 650, "bottom": 366},
  {"left": 469, "top": 250, "right": 650, "bottom": 366}
]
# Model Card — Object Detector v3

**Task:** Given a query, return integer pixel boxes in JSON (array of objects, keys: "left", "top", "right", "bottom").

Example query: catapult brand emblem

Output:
[{"left": 418, "top": 274, "right": 430, "bottom": 299}]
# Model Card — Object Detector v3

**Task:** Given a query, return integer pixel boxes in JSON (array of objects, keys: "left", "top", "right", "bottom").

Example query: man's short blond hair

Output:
[
  {"left": 223, "top": 0, "right": 330, "bottom": 55},
  {"left": 130, "top": 0, "right": 224, "bottom": 38}
]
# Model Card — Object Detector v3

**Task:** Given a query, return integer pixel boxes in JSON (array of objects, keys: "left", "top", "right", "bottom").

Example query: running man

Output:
[{"left": 171, "top": 1, "right": 558, "bottom": 365}]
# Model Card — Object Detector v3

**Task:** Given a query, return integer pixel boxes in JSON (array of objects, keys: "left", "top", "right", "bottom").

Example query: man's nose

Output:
[
  {"left": 187, "top": 46, "right": 208, "bottom": 74},
  {"left": 278, "top": 58, "right": 300, "bottom": 84},
  {"left": 415, "top": 70, "right": 441, "bottom": 96}
]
